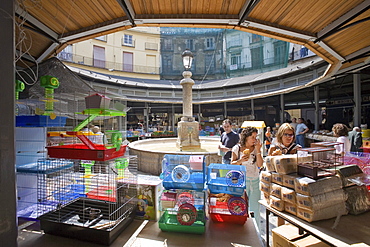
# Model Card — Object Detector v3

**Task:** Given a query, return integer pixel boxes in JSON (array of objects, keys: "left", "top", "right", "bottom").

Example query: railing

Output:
[
  {"left": 227, "top": 39, "right": 242, "bottom": 48},
  {"left": 226, "top": 57, "right": 288, "bottom": 77},
  {"left": 57, "top": 52, "right": 160, "bottom": 74}
]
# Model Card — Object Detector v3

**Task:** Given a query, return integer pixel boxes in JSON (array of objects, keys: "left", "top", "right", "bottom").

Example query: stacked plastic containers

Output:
[
  {"left": 207, "top": 163, "right": 248, "bottom": 224},
  {"left": 159, "top": 154, "right": 206, "bottom": 234}
]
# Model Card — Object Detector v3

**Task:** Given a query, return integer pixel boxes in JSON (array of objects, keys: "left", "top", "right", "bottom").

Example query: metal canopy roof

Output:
[{"left": 16, "top": 0, "right": 370, "bottom": 83}]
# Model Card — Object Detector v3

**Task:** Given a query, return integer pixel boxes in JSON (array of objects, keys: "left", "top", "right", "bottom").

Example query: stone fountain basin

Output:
[{"left": 128, "top": 137, "right": 222, "bottom": 175}]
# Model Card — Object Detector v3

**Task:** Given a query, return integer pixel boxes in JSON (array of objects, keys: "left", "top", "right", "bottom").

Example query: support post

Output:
[
  {"left": 0, "top": 0, "right": 17, "bottom": 246},
  {"left": 353, "top": 74, "right": 361, "bottom": 127},
  {"left": 314, "top": 86, "right": 320, "bottom": 131},
  {"left": 280, "top": 94, "right": 285, "bottom": 123}
]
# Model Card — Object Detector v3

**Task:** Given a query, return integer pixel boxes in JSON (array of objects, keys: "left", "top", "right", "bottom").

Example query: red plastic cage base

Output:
[
  {"left": 47, "top": 144, "right": 126, "bottom": 161},
  {"left": 210, "top": 213, "right": 247, "bottom": 225}
]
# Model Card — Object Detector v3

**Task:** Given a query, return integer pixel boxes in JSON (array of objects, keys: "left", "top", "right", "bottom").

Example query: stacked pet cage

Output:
[
  {"left": 159, "top": 154, "right": 206, "bottom": 234},
  {"left": 37, "top": 92, "right": 136, "bottom": 245},
  {"left": 207, "top": 163, "right": 248, "bottom": 224},
  {"left": 38, "top": 156, "right": 137, "bottom": 245}
]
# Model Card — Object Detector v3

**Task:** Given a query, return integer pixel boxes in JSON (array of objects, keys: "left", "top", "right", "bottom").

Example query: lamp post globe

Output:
[{"left": 182, "top": 49, "right": 193, "bottom": 70}]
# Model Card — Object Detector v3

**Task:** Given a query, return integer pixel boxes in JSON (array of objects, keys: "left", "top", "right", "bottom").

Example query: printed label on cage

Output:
[
  {"left": 297, "top": 151, "right": 308, "bottom": 157},
  {"left": 210, "top": 173, "right": 217, "bottom": 179},
  {"left": 210, "top": 197, "right": 217, "bottom": 206}
]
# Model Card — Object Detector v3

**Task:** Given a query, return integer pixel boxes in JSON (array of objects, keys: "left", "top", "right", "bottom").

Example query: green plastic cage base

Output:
[{"left": 158, "top": 209, "right": 205, "bottom": 234}]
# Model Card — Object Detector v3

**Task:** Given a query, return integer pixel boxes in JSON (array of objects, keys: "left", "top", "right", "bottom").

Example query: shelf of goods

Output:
[{"left": 259, "top": 141, "right": 370, "bottom": 225}]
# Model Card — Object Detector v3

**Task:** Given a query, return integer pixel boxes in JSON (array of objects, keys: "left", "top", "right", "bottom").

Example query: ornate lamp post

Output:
[
  {"left": 180, "top": 49, "right": 194, "bottom": 122},
  {"left": 176, "top": 49, "right": 200, "bottom": 151}
]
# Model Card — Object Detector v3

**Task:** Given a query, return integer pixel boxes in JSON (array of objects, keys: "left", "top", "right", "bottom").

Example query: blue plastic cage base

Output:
[
  {"left": 16, "top": 115, "right": 67, "bottom": 127},
  {"left": 162, "top": 172, "right": 205, "bottom": 191}
]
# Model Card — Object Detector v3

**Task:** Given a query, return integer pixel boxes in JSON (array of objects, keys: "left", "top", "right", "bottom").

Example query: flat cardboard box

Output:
[
  {"left": 272, "top": 224, "right": 329, "bottom": 247},
  {"left": 294, "top": 235, "right": 330, "bottom": 247},
  {"left": 272, "top": 224, "right": 301, "bottom": 247}
]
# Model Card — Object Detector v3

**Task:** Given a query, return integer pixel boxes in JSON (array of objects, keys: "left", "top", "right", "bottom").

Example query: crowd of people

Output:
[{"left": 218, "top": 118, "right": 364, "bottom": 221}]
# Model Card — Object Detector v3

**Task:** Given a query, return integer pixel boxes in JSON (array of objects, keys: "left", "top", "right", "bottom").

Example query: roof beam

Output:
[
  {"left": 15, "top": 49, "right": 36, "bottom": 64},
  {"left": 138, "top": 17, "right": 316, "bottom": 41},
  {"left": 15, "top": 14, "right": 60, "bottom": 44},
  {"left": 116, "top": 0, "right": 136, "bottom": 26},
  {"left": 59, "top": 17, "right": 131, "bottom": 42},
  {"left": 238, "top": 0, "right": 261, "bottom": 25},
  {"left": 137, "top": 18, "right": 240, "bottom": 25},
  {"left": 315, "top": 0, "right": 370, "bottom": 42},
  {"left": 343, "top": 46, "right": 370, "bottom": 64},
  {"left": 241, "top": 20, "right": 316, "bottom": 41},
  {"left": 36, "top": 43, "right": 59, "bottom": 63},
  {"left": 15, "top": 5, "right": 58, "bottom": 41},
  {"left": 316, "top": 41, "right": 345, "bottom": 62}
]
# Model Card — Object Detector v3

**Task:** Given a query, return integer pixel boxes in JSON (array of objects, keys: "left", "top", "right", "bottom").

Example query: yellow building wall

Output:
[{"left": 71, "top": 27, "right": 160, "bottom": 79}]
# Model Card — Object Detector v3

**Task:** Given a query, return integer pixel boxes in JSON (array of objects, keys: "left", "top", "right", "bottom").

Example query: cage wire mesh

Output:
[
  {"left": 38, "top": 155, "right": 137, "bottom": 232},
  {"left": 16, "top": 57, "right": 129, "bottom": 124}
]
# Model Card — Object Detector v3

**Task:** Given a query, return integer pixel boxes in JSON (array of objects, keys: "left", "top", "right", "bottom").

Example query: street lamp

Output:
[
  {"left": 176, "top": 49, "right": 200, "bottom": 150},
  {"left": 182, "top": 49, "right": 193, "bottom": 70}
]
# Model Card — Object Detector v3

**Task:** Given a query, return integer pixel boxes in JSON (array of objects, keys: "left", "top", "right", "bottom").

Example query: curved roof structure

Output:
[{"left": 17, "top": 0, "right": 370, "bottom": 85}]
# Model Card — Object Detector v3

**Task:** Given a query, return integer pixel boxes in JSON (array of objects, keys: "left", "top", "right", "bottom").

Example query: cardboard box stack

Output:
[{"left": 260, "top": 154, "right": 348, "bottom": 222}]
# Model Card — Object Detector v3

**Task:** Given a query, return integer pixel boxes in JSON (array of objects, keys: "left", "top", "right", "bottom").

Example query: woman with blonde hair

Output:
[{"left": 268, "top": 123, "right": 301, "bottom": 156}]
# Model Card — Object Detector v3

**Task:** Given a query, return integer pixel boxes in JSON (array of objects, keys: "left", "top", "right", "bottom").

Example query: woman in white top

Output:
[
  {"left": 332, "top": 123, "right": 350, "bottom": 155},
  {"left": 231, "top": 127, "right": 263, "bottom": 222}
]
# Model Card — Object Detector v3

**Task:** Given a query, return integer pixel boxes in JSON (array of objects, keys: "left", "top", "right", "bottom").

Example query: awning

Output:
[{"left": 241, "top": 121, "right": 266, "bottom": 129}]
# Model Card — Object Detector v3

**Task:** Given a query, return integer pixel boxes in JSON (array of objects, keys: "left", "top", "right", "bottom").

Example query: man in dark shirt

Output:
[
  {"left": 218, "top": 119, "right": 240, "bottom": 164},
  {"left": 348, "top": 127, "right": 362, "bottom": 152}
]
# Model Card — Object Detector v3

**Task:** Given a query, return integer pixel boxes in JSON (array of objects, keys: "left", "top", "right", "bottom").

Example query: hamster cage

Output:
[{"left": 38, "top": 156, "right": 138, "bottom": 245}]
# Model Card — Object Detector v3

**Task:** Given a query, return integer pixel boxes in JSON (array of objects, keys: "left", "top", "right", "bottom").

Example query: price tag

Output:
[
  {"left": 210, "top": 197, "right": 217, "bottom": 206},
  {"left": 298, "top": 151, "right": 308, "bottom": 157}
]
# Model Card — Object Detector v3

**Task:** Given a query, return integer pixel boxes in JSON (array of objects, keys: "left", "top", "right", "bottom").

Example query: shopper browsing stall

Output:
[
  {"left": 231, "top": 127, "right": 263, "bottom": 222},
  {"left": 268, "top": 123, "right": 301, "bottom": 156},
  {"left": 265, "top": 126, "right": 273, "bottom": 151},
  {"left": 218, "top": 119, "right": 240, "bottom": 164},
  {"left": 332, "top": 123, "right": 350, "bottom": 155},
  {"left": 348, "top": 126, "right": 362, "bottom": 152},
  {"left": 295, "top": 118, "right": 309, "bottom": 148}
]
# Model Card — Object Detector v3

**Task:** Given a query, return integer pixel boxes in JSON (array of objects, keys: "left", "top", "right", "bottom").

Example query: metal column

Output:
[
  {"left": 280, "top": 94, "right": 285, "bottom": 123},
  {"left": 172, "top": 104, "right": 175, "bottom": 132},
  {"left": 224, "top": 102, "right": 227, "bottom": 119},
  {"left": 0, "top": 0, "right": 17, "bottom": 245},
  {"left": 251, "top": 99, "right": 255, "bottom": 119},
  {"left": 353, "top": 74, "right": 361, "bottom": 127},
  {"left": 314, "top": 86, "right": 320, "bottom": 131}
]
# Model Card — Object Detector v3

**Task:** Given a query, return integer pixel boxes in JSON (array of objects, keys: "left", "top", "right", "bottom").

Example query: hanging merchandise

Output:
[{"left": 16, "top": 76, "right": 68, "bottom": 127}]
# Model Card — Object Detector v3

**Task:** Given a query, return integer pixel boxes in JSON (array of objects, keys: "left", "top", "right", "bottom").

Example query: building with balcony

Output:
[{"left": 58, "top": 27, "right": 161, "bottom": 79}]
